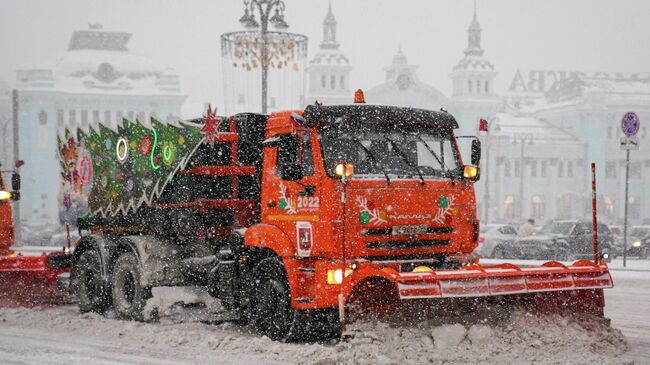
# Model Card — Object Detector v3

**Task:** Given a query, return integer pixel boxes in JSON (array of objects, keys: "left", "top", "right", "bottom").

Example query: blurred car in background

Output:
[
  {"left": 474, "top": 224, "right": 518, "bottom": 258},
  {"left": 627, "top": 226, "right": 650, "bottom": 258},
  {"left": 508, "top": 220, "right": 614, "bottom": 261}
]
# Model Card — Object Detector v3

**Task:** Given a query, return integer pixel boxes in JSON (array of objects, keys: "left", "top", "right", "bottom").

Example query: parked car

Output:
[
  {"left": 509, "top": 220, "right": 614, "bottom": 261},
  {"left": 627, "top": 226, "right": 650, "bottom": 258},
  {"left": 473, "top": 224, "right": 518, "bottom": 258}
]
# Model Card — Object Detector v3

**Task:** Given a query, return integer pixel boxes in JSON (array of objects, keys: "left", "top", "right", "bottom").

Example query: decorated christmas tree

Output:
[{"left": 58, "top": 115, "right": 209, "bottom": 219}]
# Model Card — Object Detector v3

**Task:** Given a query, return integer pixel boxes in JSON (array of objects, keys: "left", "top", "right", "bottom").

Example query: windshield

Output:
[
  {"left": 541, "top": 222, "right": 574, "bottom": 235},
  {"left": 319, "top": 122, "right": 459, "bottom": 178}
]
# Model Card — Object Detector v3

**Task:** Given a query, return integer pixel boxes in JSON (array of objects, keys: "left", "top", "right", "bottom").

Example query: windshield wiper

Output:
[
  {"left": 384, "top": 137, "right": 425, "bottom": 185},
  {"left": 351, "top": 137, "right": 391, "bottom": 185},
  {"left": 416, "top": 134, "right": 453, "bottom": 179}
]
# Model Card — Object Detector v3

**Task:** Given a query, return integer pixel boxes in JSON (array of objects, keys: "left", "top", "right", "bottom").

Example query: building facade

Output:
[{"left": 15, "top": 26, "right": 186, "bottom": 227}]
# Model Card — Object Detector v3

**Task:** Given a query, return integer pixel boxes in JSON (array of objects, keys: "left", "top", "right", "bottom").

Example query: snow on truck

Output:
[{"left": 56, "top": 92, "right": 613, "bottom": 340}]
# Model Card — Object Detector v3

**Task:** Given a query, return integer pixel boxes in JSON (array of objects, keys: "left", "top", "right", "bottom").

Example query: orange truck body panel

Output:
[{"left": 244, "top": 108, "right": 612, "bottom": 312}]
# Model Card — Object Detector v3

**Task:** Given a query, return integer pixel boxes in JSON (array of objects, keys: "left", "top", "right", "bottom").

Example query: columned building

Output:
[
  {"left": 15, "top": 26, "right": 186, "bottom": 227},
  {"left": 305, "top": 2, "right": 353, "bottom": 105}
]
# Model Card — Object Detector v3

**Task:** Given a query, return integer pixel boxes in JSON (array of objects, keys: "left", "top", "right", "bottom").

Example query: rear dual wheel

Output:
[
  {"left": 71, "top": 250, "right": 111, "bottom": 313},
  {"left": 111, "top": 252, "right": 149, "bottom": 321}
]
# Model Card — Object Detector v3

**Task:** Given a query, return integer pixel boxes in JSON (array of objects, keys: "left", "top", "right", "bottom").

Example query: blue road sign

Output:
[{"left": 621, "top": 112, "right": 640, "bottom": 137}]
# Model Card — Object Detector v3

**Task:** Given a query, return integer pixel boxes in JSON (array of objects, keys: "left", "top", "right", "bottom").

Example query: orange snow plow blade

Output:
[
  {"left": 344, "top": 260, "right": 612, "bottom": 322},
  {"left": 0, "top": 253, "right": 70, "bottom": 307},
  {"left": 395, "top": 260, "right": 612, "bottom": 299}
]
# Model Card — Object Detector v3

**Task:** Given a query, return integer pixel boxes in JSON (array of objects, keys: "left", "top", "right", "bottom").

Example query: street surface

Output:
[{"left": 0, "top": 258, "right": 646, "bottom": 365}]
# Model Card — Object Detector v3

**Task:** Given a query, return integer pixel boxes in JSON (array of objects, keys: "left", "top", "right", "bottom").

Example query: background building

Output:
[
  {"left": 305, "top": 3, "right": 353, "bottom": 106},
  {"left": 0, "top": 81, "right": 12, "bottom": 169},
  {"left": 15, "top": 26, "right": 186, "bottom": 227}
]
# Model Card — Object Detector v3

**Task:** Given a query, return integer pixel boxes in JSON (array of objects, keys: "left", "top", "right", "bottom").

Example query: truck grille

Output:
[
  {"left": 362, "top": 227, "right": 453, "bottom": 236},
  {"left": 366, "top": 239, "right": 449, "bottom": 249}
]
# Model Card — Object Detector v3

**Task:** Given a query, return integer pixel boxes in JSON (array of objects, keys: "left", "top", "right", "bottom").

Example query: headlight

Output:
[
  {"left": 0, "top": 190, "right": 11, "bottom": 200},
  {"left": 632, "top": 241, "right": 642, "bottom": 248}
]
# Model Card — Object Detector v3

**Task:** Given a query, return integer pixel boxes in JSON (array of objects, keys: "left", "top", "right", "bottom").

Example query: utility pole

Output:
[
  {"left": 619, "top": 111, "right": 640, "bottom": 268},
  {"left": 12, "top": 89, "right": 20, "bottom": 241}
]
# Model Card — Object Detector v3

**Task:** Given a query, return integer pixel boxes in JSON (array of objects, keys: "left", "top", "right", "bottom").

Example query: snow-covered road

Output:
[{"left": 0, "top": 258, "right": 647, "bottom": 365}]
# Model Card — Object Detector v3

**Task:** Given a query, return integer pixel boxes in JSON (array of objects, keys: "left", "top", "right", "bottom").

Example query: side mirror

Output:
[
  {"left": 11, "top": 173, "right": 20, "bottom": 191},
  {"left": 278, "top": 134, "right": 304, "bottom": 181},
  {"left": 471, "top": 139, "right": 481, "bottom": 166}
]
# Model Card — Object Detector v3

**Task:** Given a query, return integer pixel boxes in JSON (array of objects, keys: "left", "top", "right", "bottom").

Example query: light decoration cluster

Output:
[{"left": 221, "top": 31, "right": 307, "bottom": 72}]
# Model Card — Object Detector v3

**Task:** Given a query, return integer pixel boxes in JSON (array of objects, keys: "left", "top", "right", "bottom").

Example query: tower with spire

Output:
[
  {"left": 449, "top": 1, "right": 502, "bottom": 136},
  {"left": 306, "top": 1, "right": 353, "bottom": 105},
  {"left": 450, "top": 0, "right": 498, "bottom": 99}
]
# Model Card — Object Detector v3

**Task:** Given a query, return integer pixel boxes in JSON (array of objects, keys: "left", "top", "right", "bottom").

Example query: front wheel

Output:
[
  {"left": 250, "top": 257, "right": 296, "bottom": 341},
  {"left": 70, "top": 250, "right": 111, "bottom": 313},
  {"left": 111, "top": 252, "right": 149, "bottom": 321}
]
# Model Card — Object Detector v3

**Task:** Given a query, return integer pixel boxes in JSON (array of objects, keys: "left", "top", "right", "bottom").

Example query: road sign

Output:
[
  {"left": 621, "top": 112, "right": 640, "bottom": 137},
  {"left": 620, "top": 136, "right": 639, "bottom": 150}
]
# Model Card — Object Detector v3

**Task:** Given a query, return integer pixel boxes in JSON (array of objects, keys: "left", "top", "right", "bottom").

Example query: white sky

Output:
[{"left": 1, "top": 0, "right": 649, "bottom": 107}]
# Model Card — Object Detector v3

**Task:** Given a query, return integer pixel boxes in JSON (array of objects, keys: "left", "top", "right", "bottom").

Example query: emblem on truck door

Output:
[
  {"left": 279, "top": 182, "right": 297, "bottom": 214},
  {"left": 296, "top": 222, "right": 313, "bottom": 257}
]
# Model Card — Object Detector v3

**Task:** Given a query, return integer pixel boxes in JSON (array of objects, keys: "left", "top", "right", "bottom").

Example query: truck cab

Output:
[{"left": 243, "top": 103, "right": 481, "bottom": 334}]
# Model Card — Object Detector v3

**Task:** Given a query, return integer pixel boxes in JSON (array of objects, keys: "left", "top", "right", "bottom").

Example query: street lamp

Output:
[
  {"left": 513, "top": 133, "right": 534, "bottom": 220},
  {"left": 239, "top": 0, "right": 290, "bottom": 114}
]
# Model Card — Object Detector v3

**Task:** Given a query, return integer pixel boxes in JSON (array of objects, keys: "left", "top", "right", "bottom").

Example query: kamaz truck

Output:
[{"left": 57, "top": 93, "right": 613, "bottom": 341}]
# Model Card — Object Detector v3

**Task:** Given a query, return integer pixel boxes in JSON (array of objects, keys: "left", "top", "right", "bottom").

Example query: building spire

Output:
[
  {"left": 321, "top": 0, "right": 339, "bottom": 49},
  {"left": 465, "top": 0, "right": 484, "bottom": 56}
]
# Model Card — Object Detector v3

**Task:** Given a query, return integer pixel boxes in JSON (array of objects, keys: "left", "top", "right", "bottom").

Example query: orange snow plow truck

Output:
[
  {"left": 56, "top": 94, "right": 613, "bottom": 340},
  {"left": 0, "top": 162, "right": 69, "bottom": 306}
]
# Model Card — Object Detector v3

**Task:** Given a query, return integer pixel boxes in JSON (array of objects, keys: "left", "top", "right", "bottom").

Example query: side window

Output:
[
  {"left": 501, "top": 226, "right": 517, "bottom": 235},
  {"left": 277, "top": 135, "right": 298, "bottom": 175},
  {"left": 572, "top": 224, "right": 587, "bottom": 236},
  {"left": 301, "top": 132, "right": 314, "bottom": 176}
]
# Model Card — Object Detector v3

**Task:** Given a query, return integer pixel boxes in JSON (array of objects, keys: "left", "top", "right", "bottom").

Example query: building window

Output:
[
  {"left": 340, "top": 75, "right": 345, "bottom": 89},
  {"left": 541, "top": 160, "right": 547, "bottom": 177},
  {"left": 68, "top": 110, "right": 76, "bottom": 127},
  {"left": 330, "top": 75, "right": 335, "bottom": 89},
  {"left": 558, "top": 195, "right": 573, "bottom": 219},
  {"left": 567, "top": 161, "right": 574, "bottom": 177},
  {"left": 504, "top": 160, "right": 511, "bottom": 177},
  {"left": 531, "top": 160, "right": 537, "bottom": 177},
  {"left": 504, "top": 195, "right": 516, "bottom": 220},
  {"left": 604, "top": 196, "right": 615, "bottom": 219},
  {"left": 514, "top": 160, "right": 521, "bottom": 177},
  {"left": 321, "top": 75, "right": 326, "bottom": 89},
  {"left": 476, "top": 80, "right": 481, "bottom": 94},
  {"left": 484, "top": 81, "right": 489, "bottom": 93},
  {"left": 81, "top": 110, "right": 88, "bottom": 127},
  {"left": 629, "top": 197, "right": 640, "bottom": 219},
  {"left": 629, "top": 162, "right": 641, "bottom": 179},
  {"left": 558, "top": 161, "right": 564, "bottom": 177},
  {"left": 93, "top": 110, "right": 100, "bottom": 123},
  {"left": 468, "top": 80, "right": 473, "bottom": 93},
  {"left": 606, "top": 161, "right": 616, "bottom": 179},
  {"left": 57, "top": 110, "right": 64, "bottom": 128},
  {"left": 531, "top": 195, "right": 544, "bottom": 219}
]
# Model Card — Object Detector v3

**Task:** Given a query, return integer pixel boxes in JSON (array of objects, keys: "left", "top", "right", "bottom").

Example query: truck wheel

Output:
[
  {"left": 71, "top": 250, "right": 110, "bottom": 313},
  {"left": 111, "top": 252, "right": 148, "bottom": 321},
  {"left": 250, "top": 257, "right": 295, "bottom": 341}
]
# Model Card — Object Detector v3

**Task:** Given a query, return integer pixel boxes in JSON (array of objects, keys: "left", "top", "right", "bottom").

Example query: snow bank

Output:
[{"left": 0, "top": 305, "right": 630, "bottom": 365}]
